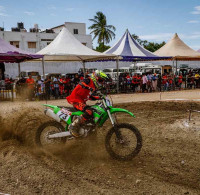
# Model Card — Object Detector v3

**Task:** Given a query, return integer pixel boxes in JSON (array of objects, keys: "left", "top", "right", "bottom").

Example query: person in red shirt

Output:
[
  {"left": 66, "top": 70, "right": 108, "bottom": 137},
  {"left": 59, "top": 76, "right": 65, "bottom": 96},
  {"left": 132, "top": 74, "right": 137, "bottom": 92},
  {"left": 137, "top": 74, "right": 142, "bottom": 92},
  {"left": 178, "top": 73, "right": 183, "bottom": 89},
  {"left": 26, "top": 75, "right": 35, "bottom": 100},
  {"left": 162, "top": 74, "right": 168, "bottom": 91}
]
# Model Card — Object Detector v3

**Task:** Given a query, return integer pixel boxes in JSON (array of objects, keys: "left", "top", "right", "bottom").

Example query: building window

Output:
[
  {"left": 41, "top": 39, "right": 54, "bottom": 42},
  {"left": 10, "top": 41, "right": 19, "bottom": 48},
  {"left": 28, "top": 42, "right": 36, "bottom": 48},
  {"left": 74, "top": 29, "right": 78, "bottom": 34},
  {"left": 82, "top": 43, "right": 87, "bottom": 46}
]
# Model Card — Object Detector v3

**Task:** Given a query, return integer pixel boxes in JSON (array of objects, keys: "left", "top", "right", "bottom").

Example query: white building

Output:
[
  {"left": 0, "top": 22, "right": 94, "bottom": 78},
  {"left": 0, "top": 22, "right": 92, "bottom": 52}
]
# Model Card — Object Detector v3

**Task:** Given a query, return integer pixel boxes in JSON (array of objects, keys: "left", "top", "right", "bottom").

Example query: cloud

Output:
[
  {"left": 0, "top": 5, "right": 8, "bottom": 16},
  {"left": 139, "top": 32, "right": 200, "bottom": 42},
  {"left": 140, "top": 33, "right": 173, "bottom": 41},
  {"left": 191, "top": 6, "right": 200, "bottom": 14},
  {"left": 66, "top": 8, "right": 74, "bottom": 12},
  {"left": 0, "top": 5, "right": 5, "bottom": 11},
  {"left": 0, "top": 13, "right": 7, "bottom": 16},
  {"left": 24, "top": 11, "right": 35, "bottom": 16},
  {"left": 185, "top": 32, "right": 200, "bottom": 39},
  {"left": 187, "top": 20, "right": 199, "bottom": 23},
  {"left": 48, "top": 5, "right": 56, "bottom": 10},
  {"left": 189, "top": 45, "right": 200, "bottom": 50}
]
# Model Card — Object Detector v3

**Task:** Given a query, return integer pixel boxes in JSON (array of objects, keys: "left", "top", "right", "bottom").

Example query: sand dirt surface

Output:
[{"left": 0, "top": 93, "right": 200, "bottom": 194}]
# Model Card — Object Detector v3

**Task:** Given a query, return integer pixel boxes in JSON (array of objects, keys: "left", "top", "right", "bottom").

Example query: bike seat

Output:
[{"left": 57, "top": 106, "right": 77, "bottom": 112}]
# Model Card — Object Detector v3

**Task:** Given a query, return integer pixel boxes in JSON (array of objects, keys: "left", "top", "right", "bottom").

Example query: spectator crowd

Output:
[{"left": 0, "top": 69, "right": 200, "bottom": 101}]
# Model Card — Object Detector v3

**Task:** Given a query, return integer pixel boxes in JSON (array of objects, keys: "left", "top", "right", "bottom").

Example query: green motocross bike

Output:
[{"left": 36, "top": 93, "right": 142, "bottom": 161}]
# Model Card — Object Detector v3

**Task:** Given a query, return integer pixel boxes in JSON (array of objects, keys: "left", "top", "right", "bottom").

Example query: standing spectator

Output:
[
  {"left": 187, "top": 74, "right": 193, "bottom": 89},
  {"left": 64, "top": 75, "right": 71, "bottom": 96},
  {"left": 132, "top": 73, "right": 137, "bottom": 92},
  {"left": 142, "top": 73, "right": 148, "bottom": 93},
  {"left": 53, "top": 75, "right": 60, "bottom": 99},
  {"left": 168, "top": 74, "right": 173, "bottom": 91},
  {"left": 195, "top": 72, "right": 200, "bottom": 88},
  {"left": 152, "top": 73, "right": 158, "bottom": 91},
  {"left": 16, "top": 76, "right": 26, "bottom": 98},
  {"left": 26, "top": 75, "right": 35, "bottom": 101},
  {"left": 137, "top": 74, "right": 142, "bottom": 92},
  {"left": 162, "top": 73, "right": 168, "bottom": 91},
  {"left": 73, "top": 74, "right": 80, "bottom": 88},
  {"left": 59, "top": 76, "right": 65, "bottom": 97},
  {"left": 147, "top": 73, "right": 152, "bottom": 92},
  {"left": 36, "top": 75, "right": 44, "bottom": 100},
  {"left": 178, "top": 73, "right": 183, "bottom": 90},
  {"left": 126, "top": 73, "right": 131, "bottom": 91},
  {"left": 44, "top": 76, "right": 51, "bottom": 100},
  {"left": 79, "top": 73, "right": 84, "bottom": 81}
]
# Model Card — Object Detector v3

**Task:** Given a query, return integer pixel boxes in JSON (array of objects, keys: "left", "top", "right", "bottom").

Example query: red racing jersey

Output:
[{"left": 66, "top": 77, "right": 99, "bottom": 104}]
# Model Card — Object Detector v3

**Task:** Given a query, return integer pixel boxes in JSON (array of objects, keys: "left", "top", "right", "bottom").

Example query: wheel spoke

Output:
[{"left": 105, "top": 123, "right": 142, "bottom": 161}]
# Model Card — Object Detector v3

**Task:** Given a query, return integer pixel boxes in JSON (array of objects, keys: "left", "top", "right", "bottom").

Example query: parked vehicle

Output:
[
  {"left": 103, "top": 68, "right": 123, "bottom": 80},
  {"left": 143, "top": 65, "right": 162, "bottom": 74},
  {"left": 78, "top": 68, "right": 97, "bottom": 74}
]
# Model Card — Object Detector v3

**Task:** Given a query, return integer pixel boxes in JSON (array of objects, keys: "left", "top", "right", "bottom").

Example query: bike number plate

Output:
[{"left": 57, "top": 108, "right": 71, "bottom": 122}]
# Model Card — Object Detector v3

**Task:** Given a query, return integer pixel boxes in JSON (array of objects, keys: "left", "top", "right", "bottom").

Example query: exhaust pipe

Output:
[
  {"left": 45, "top": 109, "right": 60, "bottom": 122},
  {"left": 48, "top": 131, "right": 72, "bottom": 139}
]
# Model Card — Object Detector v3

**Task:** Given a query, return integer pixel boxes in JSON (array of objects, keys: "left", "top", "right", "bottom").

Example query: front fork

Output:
[{"left": 103, "top": 100, "right": 122, "bottom": 140}]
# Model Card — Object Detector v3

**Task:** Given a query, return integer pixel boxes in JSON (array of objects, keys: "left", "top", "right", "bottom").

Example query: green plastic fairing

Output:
[{"left": 98, "top": 108, "right": 135, "bottom": 126}]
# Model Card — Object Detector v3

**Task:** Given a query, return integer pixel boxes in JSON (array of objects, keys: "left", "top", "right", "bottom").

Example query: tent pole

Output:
[
  {"left": 134, "top": 61, "right": 137, "bottom": 69},
  {"left": 42, "top": 58, "right": 45, "bottom": 79},
  {"left": 18, "top": 62, "right": 21, "bottom": 78},
  {"left": 175, "top": 59, "right": 178, "bottom": 75},
  {"left": 116, "top": 57, "right": 119, "bottom": 93},
  {"left": 83, "top": 61, "right": 86, "bottom": 78}
]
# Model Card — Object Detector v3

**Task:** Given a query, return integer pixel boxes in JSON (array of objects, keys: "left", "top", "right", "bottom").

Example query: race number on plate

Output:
[{"left": 57, "top": 108, "right": 72, "bottom": 122}]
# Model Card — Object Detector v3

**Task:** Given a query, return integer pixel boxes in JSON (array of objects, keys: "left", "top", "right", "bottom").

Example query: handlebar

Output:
[{"left": 96, "top": 91, "right": 105, "bottom": 99}]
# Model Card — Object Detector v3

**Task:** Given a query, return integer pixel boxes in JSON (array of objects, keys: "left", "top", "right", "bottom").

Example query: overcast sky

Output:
[{"left": 0, "top": 0, "right": 200, "bottom": 49}]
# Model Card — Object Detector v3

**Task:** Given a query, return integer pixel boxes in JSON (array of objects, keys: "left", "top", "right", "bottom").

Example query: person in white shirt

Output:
[
  {"left": 53, "top": 75, "right": 60, "bottom": 99},
  {"left": 142, "top": 73, "right": 148, "bottom": 93}
]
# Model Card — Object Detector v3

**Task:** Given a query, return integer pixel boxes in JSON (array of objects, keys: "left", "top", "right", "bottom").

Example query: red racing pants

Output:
[{"left": 73, "top": 102, "right": 93, "bottom": 121}]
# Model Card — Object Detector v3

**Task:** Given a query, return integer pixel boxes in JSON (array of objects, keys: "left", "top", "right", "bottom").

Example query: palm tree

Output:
[{"left": 89, "top": 12, "right": 116, "bottom": 52}]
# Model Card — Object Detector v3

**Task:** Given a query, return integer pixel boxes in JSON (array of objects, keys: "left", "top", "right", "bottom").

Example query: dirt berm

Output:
[{"left": 0, "top": 101, "right": 200, "bottom": 195}]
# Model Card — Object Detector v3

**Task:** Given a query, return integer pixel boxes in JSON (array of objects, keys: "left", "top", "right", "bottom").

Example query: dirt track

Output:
[{"left": 0, "top": 96, "right": 200, "bottom": 194}]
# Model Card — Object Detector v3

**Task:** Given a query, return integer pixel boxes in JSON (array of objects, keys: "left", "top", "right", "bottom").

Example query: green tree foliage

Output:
[
  {"left": 89, "top": 12, "right": 116, "bottom": 52},
  {"left": 95, "top": 43, "right": 110, "bottom": 52},
  {"left": 132, "top": 34, "right": 166, "bottom": 52}
]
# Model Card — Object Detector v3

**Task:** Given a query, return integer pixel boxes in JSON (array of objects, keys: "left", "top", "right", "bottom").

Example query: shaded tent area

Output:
[
  {"left": 154, "top": 33, "right": 200, "bottom": 71},
  {"left": 104, "top": 29, "right": 171, "bottom": 91},
  {"left": 37, "top": 27, "right": 116, "bottom": 76},
  {"left": 105, "top": 29, "right": 171, "bottom": 61},
  {"left": 0, "top": 38, "right": 43, "bottom": 75}
]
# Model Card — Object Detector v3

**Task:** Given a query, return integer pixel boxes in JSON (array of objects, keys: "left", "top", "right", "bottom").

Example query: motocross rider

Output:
[{"left": 66, "top": 70, "right": 108, "bottom": 137}]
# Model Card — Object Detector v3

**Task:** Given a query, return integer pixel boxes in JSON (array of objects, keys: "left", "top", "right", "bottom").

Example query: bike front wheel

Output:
[{"left": 105, "top": 123, "right": 142, "bottom": 161}]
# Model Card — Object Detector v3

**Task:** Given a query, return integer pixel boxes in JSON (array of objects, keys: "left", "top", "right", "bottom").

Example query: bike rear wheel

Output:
[
  {"left": 36, "top": 121, "right": 66, "bottom": 147},
  {"left": 105, "top": 123, "right": 142, "bottom": 161}
]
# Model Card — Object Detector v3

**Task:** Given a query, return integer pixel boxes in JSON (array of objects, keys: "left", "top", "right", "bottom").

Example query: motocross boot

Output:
[{"left": 69, "top": 116, "right": 85, "bottom": 137}]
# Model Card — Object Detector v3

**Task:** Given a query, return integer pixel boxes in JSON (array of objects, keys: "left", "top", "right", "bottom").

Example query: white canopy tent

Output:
[
  {"left": 154, "top": 33, "right": 200, "bottom": 73},
  {"left": 37, "top": 27, "right": 116, "bottom": 76},
  {"left": 154, "top": 33, "right": 200, "bottom": 57}
]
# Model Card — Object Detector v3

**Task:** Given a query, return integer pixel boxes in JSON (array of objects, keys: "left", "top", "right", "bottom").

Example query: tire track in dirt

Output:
[{"left": 0, "top": 101, "right": 200, "bottom": 194}]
